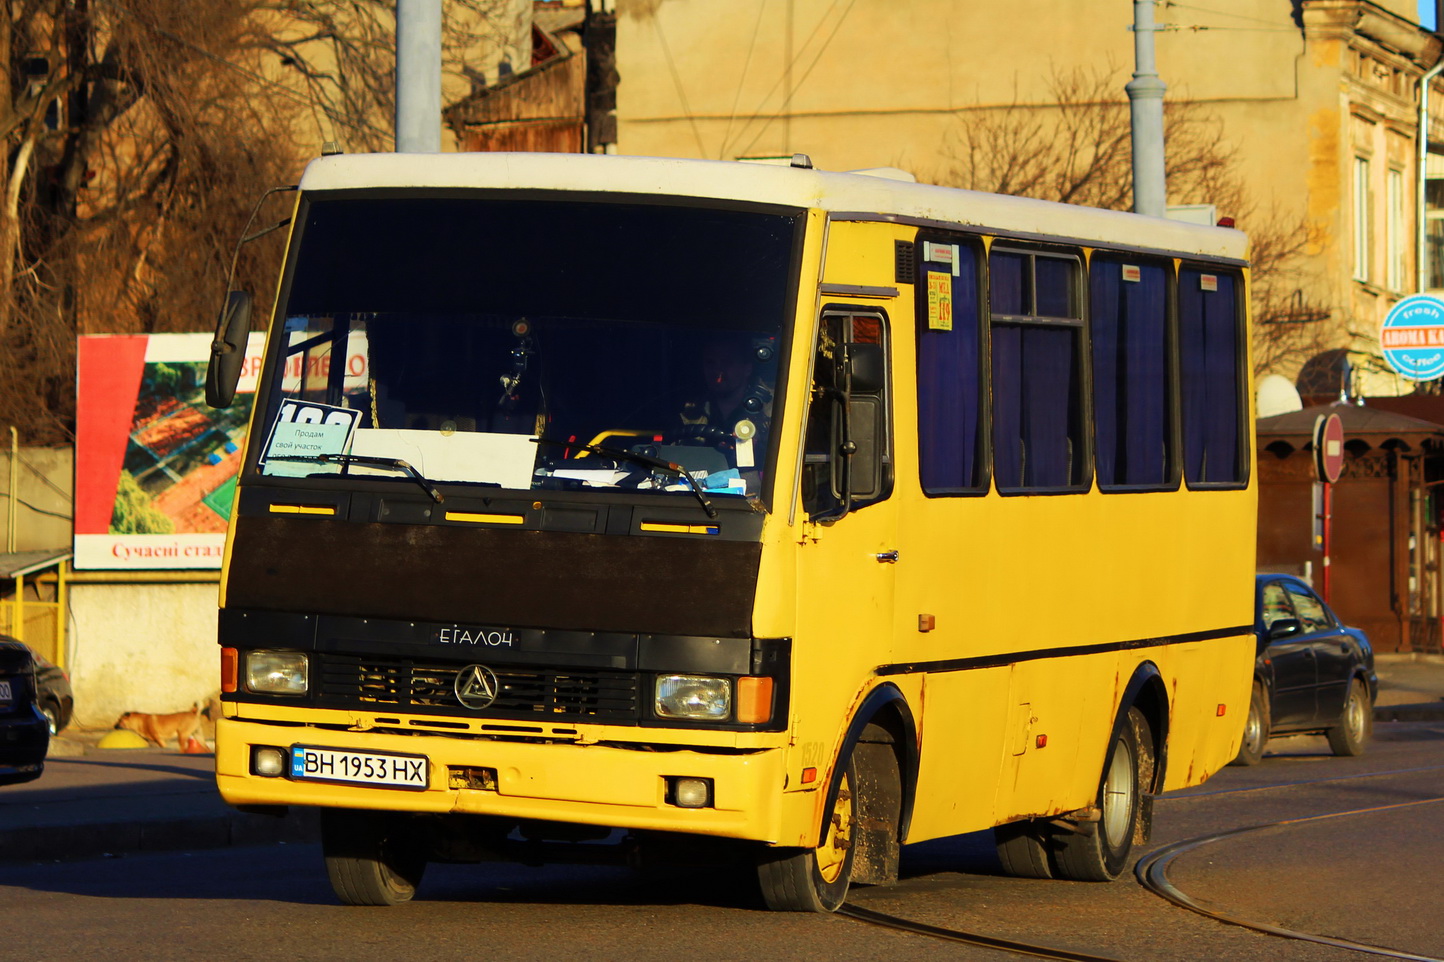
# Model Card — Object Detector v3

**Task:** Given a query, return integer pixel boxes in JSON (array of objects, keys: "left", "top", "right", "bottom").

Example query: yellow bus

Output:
[{"left": 208, "top": 151, "right": 1255, "bottom": 911}]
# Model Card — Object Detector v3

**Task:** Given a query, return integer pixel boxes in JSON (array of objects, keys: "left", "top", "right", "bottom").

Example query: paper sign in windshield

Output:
[
  {"left": 926, "top": 271, "right": 953, "bottom": 331},
  {"left": 262, "top": 400, "right": 361, "bottom": 477}
]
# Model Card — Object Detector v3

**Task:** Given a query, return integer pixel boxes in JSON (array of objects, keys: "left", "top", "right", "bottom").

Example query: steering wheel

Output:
[{"left": 664, "top": 424, "right": 733, "bottom": 448}]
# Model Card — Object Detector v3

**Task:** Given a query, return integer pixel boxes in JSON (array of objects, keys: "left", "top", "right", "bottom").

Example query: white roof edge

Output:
[{"left": 297, "top": 152, "right": 1249, "bottom": 261}]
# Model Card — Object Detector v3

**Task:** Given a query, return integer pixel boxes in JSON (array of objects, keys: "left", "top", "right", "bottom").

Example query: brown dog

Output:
[{"left": 116, "top": 704, "right": 202, "bottom": 750}]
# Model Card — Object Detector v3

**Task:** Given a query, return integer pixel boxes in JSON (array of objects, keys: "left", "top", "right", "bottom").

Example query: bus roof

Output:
[{"left": 298, "top": 152, "right": 1249, "bottom": 262}]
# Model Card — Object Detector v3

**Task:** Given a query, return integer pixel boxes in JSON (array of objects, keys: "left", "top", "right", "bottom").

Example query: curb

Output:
[
  {"left": 1375, "top": 703, "right": 1444, "bottom": 723},
  {"left": 0, "top": 807, "right": 319, "bottom": 865}
]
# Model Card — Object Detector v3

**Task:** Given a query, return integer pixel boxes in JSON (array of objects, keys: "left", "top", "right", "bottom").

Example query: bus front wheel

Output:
[
  {"left": 1050, "top": 707, "right": 1148, "bottom": 882},
  {"left": 321, "top": 809, "right": 428, "bottom": 906},
  {"left": 756, "top": 753, "right": 858, "bottom": 912}
]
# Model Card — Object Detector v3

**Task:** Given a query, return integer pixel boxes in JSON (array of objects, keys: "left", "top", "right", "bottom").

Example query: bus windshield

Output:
[{"left": 251, "top": 194, "right": 802, "bottom": 504}]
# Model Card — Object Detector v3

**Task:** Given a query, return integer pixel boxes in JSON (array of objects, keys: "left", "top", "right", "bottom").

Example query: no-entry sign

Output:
[{"left": 1313, "top": 412, "right": 1344, "bottom": 484}]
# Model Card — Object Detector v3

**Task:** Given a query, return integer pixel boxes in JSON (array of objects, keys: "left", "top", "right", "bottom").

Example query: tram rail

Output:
[
  {"left": 1136, "top": 796, "right": 1444, "bottom": 962},
  {"left": 838, "top": 903, "right": 1125, "bottom": 962}
]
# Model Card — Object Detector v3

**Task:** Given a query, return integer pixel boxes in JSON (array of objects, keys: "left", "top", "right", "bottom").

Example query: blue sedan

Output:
[{"left": 1233, "top": 573, "right": 1378, "bottom": 765}]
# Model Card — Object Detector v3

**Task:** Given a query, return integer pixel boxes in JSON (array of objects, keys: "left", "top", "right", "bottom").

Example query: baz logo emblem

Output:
[{"left": 455, "top": 665, "right": 501, "bottom": 710}]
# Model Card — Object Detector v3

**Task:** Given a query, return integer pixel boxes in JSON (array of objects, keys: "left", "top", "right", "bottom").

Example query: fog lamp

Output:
[
  {"left": 669, "top": 776, "right": 713, "bottom": 809},
  {"left": 252, "top": 746, "right": 286, "bottom": 777},
  {"left": 246, "top": 651, "right": 309, "bottom": 694},
  {"left": 655, "top": 675, "right": 731, "bottom": 720}
]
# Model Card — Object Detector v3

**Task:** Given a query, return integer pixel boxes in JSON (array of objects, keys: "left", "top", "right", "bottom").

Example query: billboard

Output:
[{"left": 74, "top": 333, "right": 266, "bottom": 570}]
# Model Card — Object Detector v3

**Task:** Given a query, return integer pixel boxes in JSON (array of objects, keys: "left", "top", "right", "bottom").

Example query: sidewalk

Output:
[
  {"left": 1372, "top": 653, "right": 1444, "bottom": 721},
  {"left": 0, "top": 734, "right": 316, "bottom": 864},
  {"left": 2, "top": 656, "right": 1442, "bottom": 866}
]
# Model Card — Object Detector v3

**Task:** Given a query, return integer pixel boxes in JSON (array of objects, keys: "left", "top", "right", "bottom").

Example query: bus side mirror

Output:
[
  {"left": 205, "top": 290, "right": 253, "bottom": 408},
  {"left": 845, "top": 342, "right": 885, "bottom": 394}
]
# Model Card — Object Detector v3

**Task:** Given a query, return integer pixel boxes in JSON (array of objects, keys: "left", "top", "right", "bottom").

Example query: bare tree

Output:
[
  {"left": 0, "top": 0, "right": 304, "bottom": 445},
  {"left": 933, "top": 65, "right": 1333, "bottom": 380},
  {"left": 936, "top": 65, "right": 1236, "bottom": 211},
  {"left": 252, "top": 0, "right": 521, "bottom": 153}
]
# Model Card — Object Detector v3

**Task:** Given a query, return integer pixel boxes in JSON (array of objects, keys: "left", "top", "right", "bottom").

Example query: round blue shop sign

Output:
[{"left": 1382, "top": 294, "right": 1444, "bottom": 381}]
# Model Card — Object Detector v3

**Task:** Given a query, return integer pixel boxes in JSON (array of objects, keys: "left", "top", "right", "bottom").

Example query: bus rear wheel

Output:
[
  {"left": 1051, "top": 707, "right": 1148, "bottom": 882},
  {"left": 757, "top": 754, "right": 858, "bottom": 912},
  {"left": 321, "top": 809, "right": 427, "bottom": 906}
]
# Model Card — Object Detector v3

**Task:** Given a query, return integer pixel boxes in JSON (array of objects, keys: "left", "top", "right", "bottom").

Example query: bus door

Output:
[{"left": 794, "top": 307, "right": 899, "bottom": 742}]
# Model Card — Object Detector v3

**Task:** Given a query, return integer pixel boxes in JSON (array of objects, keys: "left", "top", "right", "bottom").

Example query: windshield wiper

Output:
[
  {"left": 533, "top": 438, "right": 716, "bottom": 519},
  {"left": 265, "top": 453, "right": 445, "bottom": 503}
]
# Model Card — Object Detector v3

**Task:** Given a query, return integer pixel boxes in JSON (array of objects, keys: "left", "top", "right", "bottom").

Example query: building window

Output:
[
  {"left": 1427, "top": 162, "right": 1444, "bottom": 290},
  {"left": 989, "top": 247, "right": 1087, "bottom": 492},
  {"left": 916, "top": 235, "right": 986, "bottom": 494},
  {"left": 1090, "top": 255, "right": 1173, "bottom": 489},
  {"left": 1179, "top": 268, "right": 1246, "bottom": 487},
  {"left": 1354, "top": 157, "right": 1372, "bottom": 283},
  {"left": 1388, "top": 168, "right": 1406, "bottom": 292}
]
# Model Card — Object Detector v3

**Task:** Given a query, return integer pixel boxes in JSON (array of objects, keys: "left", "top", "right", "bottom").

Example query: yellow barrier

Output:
[{"left": 0, "top": 560, "right": 67, "bottom": 667}]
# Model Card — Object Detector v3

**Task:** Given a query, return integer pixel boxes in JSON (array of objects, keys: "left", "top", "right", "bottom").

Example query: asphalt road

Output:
[{"left": 2, "top": 720, "right": 1441, "bottom": 962}]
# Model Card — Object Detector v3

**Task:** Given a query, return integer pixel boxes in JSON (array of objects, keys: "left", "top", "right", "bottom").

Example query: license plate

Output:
[
  {"left": 290, "top": 746, "right": 428, "bottom": 790},
  {"left": 0, "top": 680, "right": 11, "bottom": 704}
]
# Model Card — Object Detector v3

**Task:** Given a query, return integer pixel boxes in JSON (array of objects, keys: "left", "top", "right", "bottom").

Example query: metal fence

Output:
[{"left": 0, "top": 562, "right": 66, "bottom": 666}]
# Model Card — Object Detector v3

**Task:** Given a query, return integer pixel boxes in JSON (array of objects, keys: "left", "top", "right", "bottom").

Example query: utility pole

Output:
[
  {"left": 395, "top": 0, "right": 442, "bottom": 153},
  {"left": 1127, "top": 0, "right": 1167, "bottom": 217}
]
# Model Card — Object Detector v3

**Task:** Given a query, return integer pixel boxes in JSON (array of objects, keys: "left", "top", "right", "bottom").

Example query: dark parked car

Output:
[
  {"left": 23, "top": 645, "right": 72, "bottom": 736},
  {"left": 0, "top": 637, "right": 50, "bottom": 785},
  {"left": 1233, "top": 573, "right": 1377, "bottom": 765}
]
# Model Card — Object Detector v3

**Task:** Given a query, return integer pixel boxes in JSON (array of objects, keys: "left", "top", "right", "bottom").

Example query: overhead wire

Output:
[
  {"left": 720, "top": 0, "right": 771, "bottom": 160},
  {"left": 652, "top": 15, "right": 710, "bottom": 159},
  {"left": 730, "top": 0, "right": 858, "bottom": 161}
]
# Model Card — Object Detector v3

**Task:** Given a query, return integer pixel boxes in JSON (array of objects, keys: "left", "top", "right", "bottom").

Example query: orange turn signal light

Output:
[
  {"left": 221, "top": 647, "right": 238, "bottom": 693},
  {"left": 1216, "top": 703, "right": 1228, "bottom": 717},
  {"left": 735, "top": 676, "right": 774, "bottom": 724}
]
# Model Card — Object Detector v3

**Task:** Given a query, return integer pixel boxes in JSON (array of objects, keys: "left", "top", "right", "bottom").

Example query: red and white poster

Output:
[{"left": 73, "top": 333, "right": 267, "bottom": 570}]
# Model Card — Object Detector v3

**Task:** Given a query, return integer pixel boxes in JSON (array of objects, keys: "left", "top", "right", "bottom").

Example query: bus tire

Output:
[
  {"left": 756, "top": 751, "right": 858, "bottom": 912},
  {"left": 993, "top": 819, "right": 1054, "bottom": 878},
  {"left": 1050, "top": 707, "right": 1147, "bottom": 882},
  {"left": 321, "top": 809, "right": 427, "bottom": 906},
  {"left": 1230, "top": 681, "right": 1269, "bottom": 767},
  {"left": 1326, "top": 677, "right": 1372, "bottom": 757}
]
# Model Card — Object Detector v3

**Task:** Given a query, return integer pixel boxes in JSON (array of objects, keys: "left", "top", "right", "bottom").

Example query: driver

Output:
[{"left": 679, "top": 332, "right": 773, "bottom": 443}]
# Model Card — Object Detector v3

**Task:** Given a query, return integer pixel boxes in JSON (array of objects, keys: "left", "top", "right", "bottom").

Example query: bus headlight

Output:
[
  {"left": 655, "top": 675, "right": 731, "bottom": 720},
  {"left": 246, "top": 651, "right": 309, "bottom": 694}
]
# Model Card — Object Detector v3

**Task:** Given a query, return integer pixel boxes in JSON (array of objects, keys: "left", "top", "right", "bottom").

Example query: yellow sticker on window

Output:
[{"left": 927, "top": 271, "right": 953, "bottom": 331}]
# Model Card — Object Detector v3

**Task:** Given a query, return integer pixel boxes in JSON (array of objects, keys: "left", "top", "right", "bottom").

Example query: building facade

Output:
[{"left": 614, "top": 0, "right": 1444, "bottom": 394}]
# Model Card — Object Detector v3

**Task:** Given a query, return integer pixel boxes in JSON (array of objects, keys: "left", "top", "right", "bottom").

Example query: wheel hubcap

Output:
[
  {"left": 815, "top": 772, "right": 853, "bottom": 884},
  {"left": 1101, "top": 737, "right": 1134, "bottom": 843}
]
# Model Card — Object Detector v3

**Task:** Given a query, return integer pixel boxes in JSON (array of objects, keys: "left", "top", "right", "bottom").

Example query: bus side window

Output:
[
  {"left": 1180, "top": 268, "right": 1246, "bottom": 486},
  {"left": 989, "top": 247, "right": 1088, "bottom": 492},
  {"left": 802, "top": 312, "right": 891, "bottom": 520}
]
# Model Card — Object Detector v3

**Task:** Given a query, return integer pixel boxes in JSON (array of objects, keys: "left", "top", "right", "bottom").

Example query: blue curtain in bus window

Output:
[
  {"left": 1035, "top": 257, "right": 1074, "bottom": 317},
  {"left": 1180, "top": 270, "right": 1241, "bottom": 483},
  {"left": 918, "top": 250, "right": 982, "bottom": 491},
  {"left": 993, "top": 324, "right": 1077, "bottom": 489},
  {"left": 990, "top": 251, "right": 1027, "bottom": 315},
  {"left": 1091, "top": 259, "right": 1168, "bottom": 487}
]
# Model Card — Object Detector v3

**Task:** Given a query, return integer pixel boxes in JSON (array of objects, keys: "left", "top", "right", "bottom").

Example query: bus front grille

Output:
[{"left": 316, "top": 654, "right": 640, "bottom": 722}]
